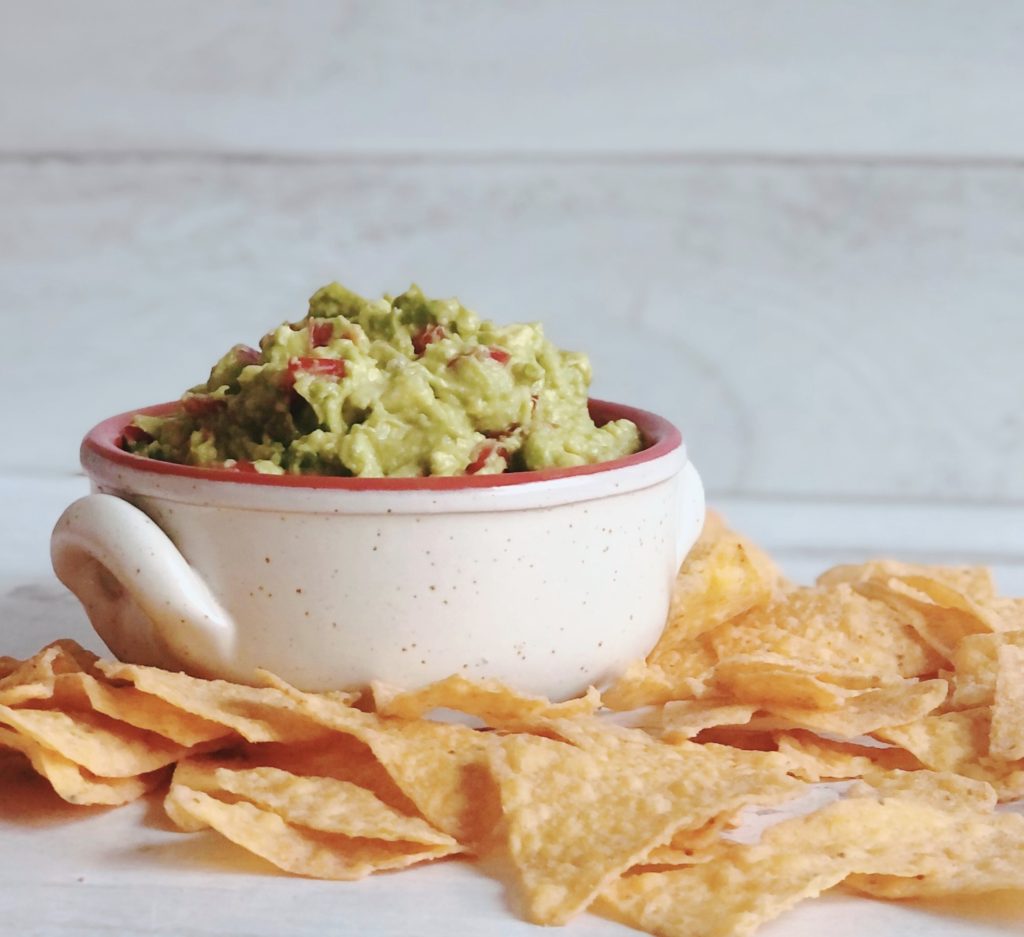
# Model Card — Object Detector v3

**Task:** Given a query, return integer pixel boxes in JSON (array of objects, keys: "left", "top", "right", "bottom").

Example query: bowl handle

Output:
[
  {"left": 676, "top": 460, "right": 706, "bottom": 569},
  {"left": 50, "top": 494, "right": 236, "bottom": 675}
]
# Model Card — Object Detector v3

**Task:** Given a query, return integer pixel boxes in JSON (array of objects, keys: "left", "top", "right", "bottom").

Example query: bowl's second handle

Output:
[
  {"left": 50, "top": 493, "right": 236, "bottom": 674},
  {"left": 676, "top": 460, "right": 706, "bottom": 569}
]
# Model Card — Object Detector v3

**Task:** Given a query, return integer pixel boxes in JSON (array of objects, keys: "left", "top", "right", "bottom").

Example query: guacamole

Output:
[{"left": 124, "top": 283, "right": 641, "bottom": 477}]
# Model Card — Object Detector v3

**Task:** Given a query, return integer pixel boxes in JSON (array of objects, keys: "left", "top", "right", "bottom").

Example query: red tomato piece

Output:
[
  {"left": 285, "top": 356, "right": 348, "bottom": 388},
  {"left": 229, "top": 459, "right": 260, "bottom": 473},
  {"left": 234, "top": 344, "right": 262, "bottom": 366},
  {"left": 412, "top": 324, "right": 446, "bottom": 356},
  {"left": 183, "top": 395, "right": 227, "bottom": 417},
  {"left": 485, "top": 423, "right": 519, "bottom": 440},
  {"left": 487, "top": 346, "right": 511, "bottom": 364},
  {"left": 466, "top": 443, "right": 510, "bottom": 475},
  {"left": 309, "top": 321, "right": 334, "bottom": 348},
  {"left": 122, "top": 424, "right": 153, "bottom": 448}
]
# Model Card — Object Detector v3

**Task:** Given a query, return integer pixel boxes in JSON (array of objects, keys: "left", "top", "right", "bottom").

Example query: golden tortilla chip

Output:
[
  {"left": 844, "top": 575, "right": 1001, "bottom": 661},
  {"left": 636, "top": 810, "right": 742, "bottom": 870},
  {"left": 371, "top": 674, "right": 600, "bottom": 726},
  {"left": 709, "top": 585, "right": 943, "bottom": 682},
  {"left": 991, "top": 644, "right": 1024, "bottom": 761},
  {"left": 489, "top": 727, "right": 801, "bottom": 924},
  {"left": 649, "top": 529, "right": 780, "bottom": 654},
  {"left": 0, "top": 641, "right": 102, "bottom": 705},
  {"left": 43, "top": 673, "right": 232, "bottom": 747},
  {"left": 874, "top": 707, "right": 991, "bottom": 773},
  {"left": 164, "top": 786, "right": 462, "bottom": 880},
  {"left": 597, "top": 794, "right": 1017, "bottom": 937},
  {"left": 774, "top": 730, "right": 923, "bottom": 782},
  {"left": 0, "top": 724, "right": 163, "bottom": 805},
  {"left": 652, "top": 700, "right": 759, "bottom": 740},
  {"left": 851, "top": 768, "right": 998, "bottom": 812},
  {"left": 995, "top": 597, "right": 1024, "bottom": 630},
  {"left": 874, "top": 707, "right": 1024, "bottom": 800},
  {"left": 712, "top": 655, "right": 863, "bottom": 710},
  {"left": 846, "top": 810, "right": 1024, "bottom": 899},
  {"left": 818, "top": 561, "right": 996, "bottom": 605},
  {"left": 0, "top": 704, "right": 189, "bottom": 778},
  {"left": 764, "top": 679, "right": 948, "bottom": 738},
  {"left": 603, "top": 642, "right": 718, "bottom": 710},
  {"left": 949, "top": 632, "right": 1024, "bottom": 709},
  {"left": 98, "top": 661, "right": 338, "bottom": 743},
  {"left": 171, "top": 758, "right": 457, "bottom": 847},
  {"left": 252, "top": 677, "right": 499, "bottom": 847},
  {"left": 239, "top": 736, "right": 419, "bottom": 817}
]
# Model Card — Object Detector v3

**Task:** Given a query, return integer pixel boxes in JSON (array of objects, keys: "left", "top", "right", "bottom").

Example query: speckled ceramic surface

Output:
[{"left": 51, "top": 401, "right": 704, "bottom": 699}]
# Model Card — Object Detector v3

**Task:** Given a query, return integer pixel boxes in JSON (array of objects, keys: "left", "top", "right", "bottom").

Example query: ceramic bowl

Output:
[{"left": 50, "top": 400, "right": 705, "bottom": 700}]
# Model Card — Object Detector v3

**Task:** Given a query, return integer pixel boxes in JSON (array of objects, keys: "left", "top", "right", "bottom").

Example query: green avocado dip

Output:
[{"left": 124, "top": 283, "right": 641, "bottom": 477}]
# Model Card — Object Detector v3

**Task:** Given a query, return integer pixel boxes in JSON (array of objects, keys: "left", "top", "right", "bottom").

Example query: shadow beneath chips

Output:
[
  {"left": 473, "top": 846, "right": 526, "bottom": 919},
  {"left": 124, "top": 828, "right": 287, "bottom": 878},
  {"left": 138, "top": 786, "right": 178, "bottom": 832},
  {"left": 904, "top": 891, "right": 1024, "bottom": 925},
  {"left": 0, "top": 754, "right": 110, "bottom": 827}
]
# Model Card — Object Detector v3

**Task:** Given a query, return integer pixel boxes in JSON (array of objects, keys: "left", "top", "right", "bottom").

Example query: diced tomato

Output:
[
  {"left": 122, "top": 424, "right": 153, "bottom": 448},
  {"left": 183, "top": 395, "right": 227, "bottom": 417},
  {"left": 466, "top": 443, "right": 509, "bottom": 475},
  {"left": 234, "top": 344, "right": 262, "bottom": 366},
  {"left": 446, "top": 345, "right": 512, "bottom": 369},
  {"left": 412, "top": 324, "right": 446, "bottom": 356},
  {"left": 485, "top": 423, "right": 519, "bottom": 440},
  {"left": 283, "top": 356, "right": 347, "bottom": 389},
  {"left": 228, "top": 459, "right": 260, "bottom": 473},
  {"left": 309, "top": 321, "right": 334, "bottom": 348}
]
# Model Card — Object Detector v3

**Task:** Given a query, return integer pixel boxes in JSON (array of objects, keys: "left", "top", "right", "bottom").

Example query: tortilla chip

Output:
[
  {"left": 709, "top": 585, "right": 943, "bottom": 683},
  {"left": 603, "top": 642, "right": 717, "bottom": 710},
  {"left": 597, "top": 794, "right": 1018, "bottom": 937},
  {"left": 851, "top": 768, "right": 998, "bottom": 812},
  {"left": 991, "top": 644, "right": 1024, "bottom": 761},
  {"left": 172, "top": 758, "right": 457, "bottom": 846},
  {"left": 713, "top": 655, "right": 863, "bottom": 710},
  {"left": 650, "top": 529, "right": 780, "bottom": 654},
  {"left": 0, "top": 724, "right": 162, "bottom": 805},
  {"left": 764, "top": 679, "right": 948, "bottom": 738},
  {"left": 164, "top": 786, "right": 461, "bottom": 879},
  {"left": 489, "top": 728, "right": 801, "bottom": 924},
  {"left": 98, "top": 661, "right": 337, "bottom": 743},
  {"left": 40, "top": 673, "right": 231, "bottom": 747},
  {"left": 238, "top": 735, "right": 419, "bottom": 816},
  {"left": 0, "top": 704, "right": 190, "bottom": 777},
  {"left": 846, "top": 810, "right": 1024, "bottom": 899},
  {"left": 371, "top": 674, "right": 600, "bottom": 726},
  {"left": 775, "top": 730, "right": 923, "bottom": 782},
  {"left": 818, "top": 561, "right": 996, "bottom": 605},
  {"left": 949, "top": 632, "right": 1024, "bottom": 709},
  {"left": 251, "top": 677, "right": 499, "bottom": 847},
  {"left": 844, "top": 575, "right": 1001, "bottom": 661},
  {"left": 874, "top": 707, "right": 1024, "bottom": 800},
  {"left": 652, "top": 700, "right": 759, "bottom": 740},
  {"left": 0, "top": 641, "right": 102, "bottom": 705}
]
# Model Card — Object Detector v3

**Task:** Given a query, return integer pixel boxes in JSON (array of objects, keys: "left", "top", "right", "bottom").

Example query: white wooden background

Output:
[
  {"left": 2, "top": 5, "right": 1024, "bottom": 935},
  {"left": 2, "top": 0, "right": 1023, "bottom": 608}
]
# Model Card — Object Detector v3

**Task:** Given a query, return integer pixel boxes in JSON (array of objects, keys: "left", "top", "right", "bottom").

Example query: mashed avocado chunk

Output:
[{"left": 125, "top": 283, "right": 641, "bottom": 477}]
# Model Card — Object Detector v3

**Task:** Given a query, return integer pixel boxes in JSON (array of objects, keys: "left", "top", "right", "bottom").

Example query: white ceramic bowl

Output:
[{"left": 51, "top": 400, "right": 704, "bottom": 700}]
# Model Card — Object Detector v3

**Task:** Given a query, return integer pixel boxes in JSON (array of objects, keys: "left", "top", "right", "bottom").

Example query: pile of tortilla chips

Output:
[{"left": 1, "top": 513, "right": 1022, "bottom": 936}]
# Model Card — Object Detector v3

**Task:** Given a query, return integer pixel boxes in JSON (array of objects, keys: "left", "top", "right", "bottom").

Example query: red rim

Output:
[{"left": 82, "top": 399, "right": 682, "bottom": 491}]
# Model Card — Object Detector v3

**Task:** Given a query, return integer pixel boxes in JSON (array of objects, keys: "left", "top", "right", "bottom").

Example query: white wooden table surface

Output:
[{"left": 2, "top": 2, "right": 1023, "bottom": 934}]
